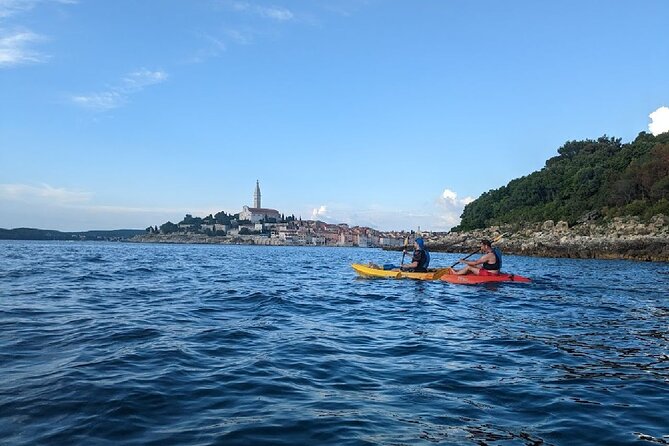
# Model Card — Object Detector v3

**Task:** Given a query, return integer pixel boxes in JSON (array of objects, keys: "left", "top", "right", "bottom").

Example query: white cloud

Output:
[
  {"left": 311, "top": 204, "right": 328, "bottom": 219},
  {"left": 441, "top": 188, "right": 457, "bottom": 202},
  {"left": 0, "top": 183, "right": 92, "bottom": 203},
  {"left": 185, "top": 34, "right": 228, "bottom": 64},
  {"left": 122, "top": 69, "right": 168, "bottom": 90},
  {"left": 0, "top": 0, "right": 78, "bottom": 18},
  {"left": 435, "top": 188, "right": 474, "bottom": 230},
  {"left": 0, "top": 1, "right": 78, "bottom": 67},
  {"left": 258, "top": 6, "right": 293, "bottom": 21},
  {"left": 71, "top": 91, "right": 124, "bottom": 110},
  {"left": 229, "top": 1, "right": 294, "bottom": 21},
  {"left": 649, "top": 106, "right": 669, "bottom": 136},
  {"left": 0, "top": 0, "right": 34, "bottom": 18},
  {"left": 71, "top": 69, "right": 168, "bottom": 111},
  {"left": 0, "top": 29, "right": 45, "bottom": 67}
]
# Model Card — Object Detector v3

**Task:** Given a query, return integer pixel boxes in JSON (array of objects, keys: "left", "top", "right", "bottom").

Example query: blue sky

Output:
[{"left": 1, "top": 0, "right": 668, "bottom": 232}]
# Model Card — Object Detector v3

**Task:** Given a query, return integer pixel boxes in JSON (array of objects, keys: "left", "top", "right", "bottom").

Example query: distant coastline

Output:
[
  {"left": 0, "top": 228, "right": 145, "bottom": 242},
  {"left": 2, "top": 214, "right": 667, "bottom": 262}
]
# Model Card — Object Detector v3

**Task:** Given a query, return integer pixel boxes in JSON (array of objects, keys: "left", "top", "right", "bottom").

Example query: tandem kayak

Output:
[
  {"left": 439, "top": 271, "right": 531, "bottom": 284},
  {"left": 351, "top": 263, "right": 450, "bottom": 280}
]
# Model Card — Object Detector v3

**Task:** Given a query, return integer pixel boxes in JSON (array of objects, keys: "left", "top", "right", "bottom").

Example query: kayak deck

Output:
[
  {"left": 440, "top": 271, "right": 531, "bottom": 284},
  {"left": 352, "top": 263, "right": 531, "bottom": 284},
  {"left": 351, "top": 263, "right": 451, "bottom": 280}
]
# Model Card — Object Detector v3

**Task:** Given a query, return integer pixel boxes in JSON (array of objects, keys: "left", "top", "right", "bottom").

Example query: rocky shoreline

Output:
[{"left": 426, "top": 215, "right": 669, "bottom": 262}]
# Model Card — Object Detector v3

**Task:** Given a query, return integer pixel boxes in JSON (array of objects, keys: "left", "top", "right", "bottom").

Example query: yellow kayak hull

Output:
[{"left": 351, "top": 263, "right": 451, "bottom": 280}]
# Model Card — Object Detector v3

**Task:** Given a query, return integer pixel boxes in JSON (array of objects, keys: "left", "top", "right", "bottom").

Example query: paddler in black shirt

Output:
[
  {"left": 399, "top": 237, "right": 430, "bottom": 272},
  {"left": 453, "top": 239, "right": 501, "bottom": 275}
]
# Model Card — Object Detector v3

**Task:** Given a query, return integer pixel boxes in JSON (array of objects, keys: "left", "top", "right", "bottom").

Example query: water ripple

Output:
[{"left": 1, "top": 241, "right": 668, "bottom": 445}]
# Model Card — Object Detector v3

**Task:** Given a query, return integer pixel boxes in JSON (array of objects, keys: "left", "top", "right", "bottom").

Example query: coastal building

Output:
[
  {"left": 379, "top": 237, "right": 404, "bottom": 248},
  {"left": 239, "top": 180, "right": 282, "bottom": 223}
]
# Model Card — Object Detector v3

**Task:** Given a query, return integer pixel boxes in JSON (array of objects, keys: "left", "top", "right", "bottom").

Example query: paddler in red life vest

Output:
[
  {"left": 399, "top": 237, "right": 431, "bottom": 272},
  {"left": 453, "top": 239, "right": 501, "bottom": 276}
]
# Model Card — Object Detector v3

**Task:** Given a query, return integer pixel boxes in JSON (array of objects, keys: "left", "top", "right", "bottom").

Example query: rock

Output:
[
  {"left": 577, "top": 210, "right": 602, "bottom": 224},
  {"left": 555, "top": 221, "right": 569, "bottom": 233},
  {"left": 430, "top": 214, "right": 669, "bottom": 262},
  {"left": 650, "top": 214, "right": 668, "bottom": 230},
  {"left": 612, "top": 217, "right": 626, "bottom": 231},
  {"left": 542, "top": 220, "right": 555, "bottom": 231}
]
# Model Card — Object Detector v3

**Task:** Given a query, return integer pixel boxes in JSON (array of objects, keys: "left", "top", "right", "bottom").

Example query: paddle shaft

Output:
[
  {"left": 450, "top": 251, "right": 478, "bottom": 268},
  {"left": 400, "top": 235, "right": 409, "bottom": 266}
]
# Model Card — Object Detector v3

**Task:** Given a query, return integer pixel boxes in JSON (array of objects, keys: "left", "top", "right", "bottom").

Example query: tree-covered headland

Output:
[
  {"left": 150, "top": 210, "right": 299, "bottom": 235},
  {"left": 454, "top": 132, "right": 669, "bottom": 231}
]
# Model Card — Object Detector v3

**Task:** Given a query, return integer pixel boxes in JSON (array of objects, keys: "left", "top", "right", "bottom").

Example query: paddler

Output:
[
  {"left": 453, "top": 239, "right": 501, "bottom": 275},
  {"left": 399, "top": 237, "right": 430, "bottom": 272}
]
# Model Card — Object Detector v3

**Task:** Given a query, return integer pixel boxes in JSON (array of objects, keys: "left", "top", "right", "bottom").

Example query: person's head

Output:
[
  {"left": 481, "top": 239, "right": 492, "bottom": 252},
  {"left": 415, "top": 237, "right": 425, "bottom": 250}
]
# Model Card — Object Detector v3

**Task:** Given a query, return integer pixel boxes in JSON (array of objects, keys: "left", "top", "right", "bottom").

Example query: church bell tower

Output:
[{"left": 254, "top": 180, "right": 261, "bottom": 209}]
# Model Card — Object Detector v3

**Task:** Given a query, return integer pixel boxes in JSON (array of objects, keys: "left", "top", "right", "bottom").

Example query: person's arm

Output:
[
  {"left": 401, "top": 251, "right": 420, "bottom": 270},
  {"left": 463, "top": 253, "right": 493, "bottom": 267}
]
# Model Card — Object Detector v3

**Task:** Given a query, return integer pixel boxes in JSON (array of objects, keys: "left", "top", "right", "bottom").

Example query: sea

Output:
[{"left": 1, "top": 240, "right": 668, "bottom": 446}]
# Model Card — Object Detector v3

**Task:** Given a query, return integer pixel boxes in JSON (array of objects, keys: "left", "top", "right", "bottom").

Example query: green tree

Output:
[
  {"left": 160, "top": 221, "right": 179, "bottom": 234},
  {"left": 454, "top": 133, "right": 668, "bottom": 230}
]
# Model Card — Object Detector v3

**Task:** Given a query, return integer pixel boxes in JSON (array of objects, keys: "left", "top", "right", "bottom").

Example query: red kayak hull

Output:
[{"left": 440, "top": 272, "right": 531, "bottom": 284}]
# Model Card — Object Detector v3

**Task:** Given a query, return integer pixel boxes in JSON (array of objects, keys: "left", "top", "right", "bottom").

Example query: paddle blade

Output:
[{"left": 432, "top": 267, "right": 453, "bottom": 279}]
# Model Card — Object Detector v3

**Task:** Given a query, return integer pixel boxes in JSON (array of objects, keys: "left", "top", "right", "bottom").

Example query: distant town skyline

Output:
[{"left": 1, "top": 1, "right": 668, "bottom": 231}]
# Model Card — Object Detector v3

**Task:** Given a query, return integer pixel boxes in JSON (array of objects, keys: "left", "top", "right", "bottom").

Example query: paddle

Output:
[
  {"left": 399, "top": 234, "right": 409, "bottom": 268},
  {"left": 395, "top": 233, "right": 415, "bottom": 278},
  {"left": 449, "top": 233, "right": 507, "bottom": 269},
  {"left": 431, "top": 267, "right": 454, "bottom": 280}
]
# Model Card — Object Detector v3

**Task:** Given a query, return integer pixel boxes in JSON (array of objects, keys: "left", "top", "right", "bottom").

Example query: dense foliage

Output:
[
  {"left": 154, "top": 212, "right": 299, "bottom": 235},
  {"left": 455, "top": 132, "right": 669, "bottom": 231}
]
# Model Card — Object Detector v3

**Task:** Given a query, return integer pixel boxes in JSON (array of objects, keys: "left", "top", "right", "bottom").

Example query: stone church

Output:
[{"left": 239, "top": 181, "right": 282, "bottom": 223}]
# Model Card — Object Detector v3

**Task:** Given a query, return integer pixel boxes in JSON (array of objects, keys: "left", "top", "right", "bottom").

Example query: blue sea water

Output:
[{"left": 1, "top": 240, "right": 668, "bottom": 446}]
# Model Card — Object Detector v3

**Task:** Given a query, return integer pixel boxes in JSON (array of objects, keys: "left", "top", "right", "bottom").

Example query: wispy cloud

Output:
[
  {"left": 71, "top": 91, "right": 124, "bottom": 110},
  {"left": 224, "top": 29, "right": 252, "bottom": 45},
  {"left": 185, "top": 34, "right": 227, "bottom": 64},
  {"left": 649, "top": 106, "right": 669, "bottom": 136},
  {"left": 0, "top": 0, "right": 78, "bottom": 17},
  {"left": 0, "top": 0, "right": 34, "bottom": 18},
  {"left": 0, "top": 29, "right": 46, "bottom": 66},
  {"left": 185, "top": 1, "right": 300, "bottom": 64},
  {"left": 122, "top": 69, "right": 168, "bottom": 90},
  {"left": 230, "top": 2, "right": 295, "bottom": 21},
  {"left": 0, "top": 0, "right": 78, "bottom": 67},
  {"left": 71, "top": 69, "right": 168, "bottom": 111},
  {"left": 0, "top": 182, "right": 209, "bottom": 230},
  {"left": 258, "top": 6, "right": 293, "bottom": 21},
  {"left": 0, "top": 183, "right": 214, "bottom": 216},
  {"left": 0, "top": 183, "right": 92, "bottom": 203}
]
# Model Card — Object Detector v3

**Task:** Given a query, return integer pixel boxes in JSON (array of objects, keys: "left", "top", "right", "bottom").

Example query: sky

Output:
[{"left": 1, "top": 0, "right": 668, "bottom": 232}]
